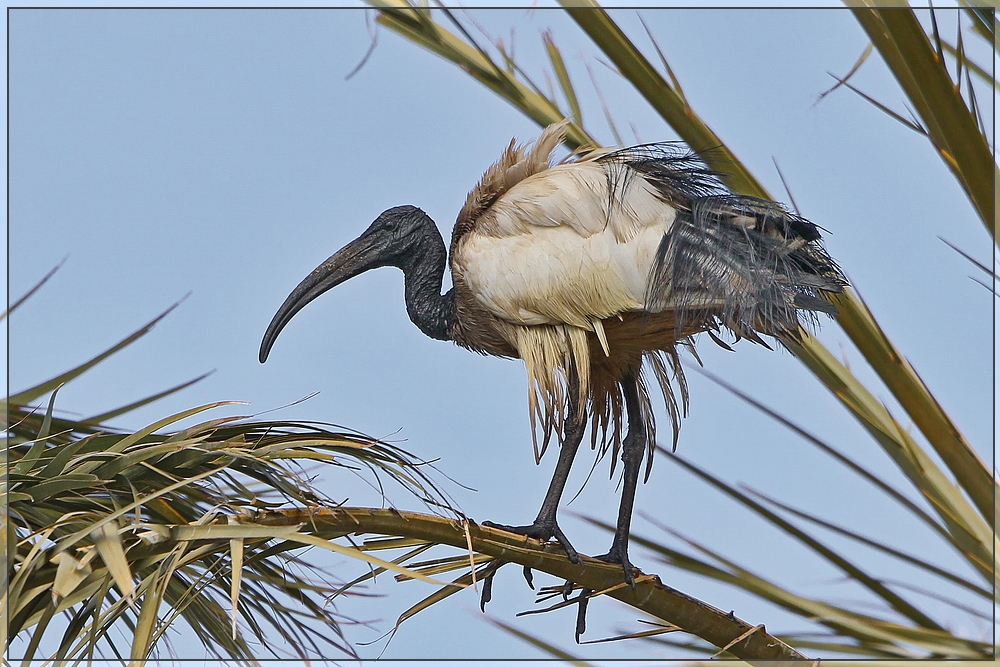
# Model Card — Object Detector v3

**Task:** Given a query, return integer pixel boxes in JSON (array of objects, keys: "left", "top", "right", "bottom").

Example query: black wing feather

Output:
[{"left": 600, "top": 144, "right": 847, "bottom": 342}]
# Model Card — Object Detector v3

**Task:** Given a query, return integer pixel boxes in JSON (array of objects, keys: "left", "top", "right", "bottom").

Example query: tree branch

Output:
[{"left": 240, "top": 506, "right": 808, "bottom": 661}]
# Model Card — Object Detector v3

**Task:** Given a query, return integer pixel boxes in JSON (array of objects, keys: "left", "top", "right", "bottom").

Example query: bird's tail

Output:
[{"left": 645, "top": 194, "right": 846, "bottom": 344}]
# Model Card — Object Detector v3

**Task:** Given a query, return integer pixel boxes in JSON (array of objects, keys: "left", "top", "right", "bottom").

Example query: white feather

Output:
[{"left": 454, "top": 161, "right": 677, "bottom": 329}]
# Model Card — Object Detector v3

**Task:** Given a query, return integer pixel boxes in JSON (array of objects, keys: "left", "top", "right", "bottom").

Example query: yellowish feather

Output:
[{"left": 590, "top": 318, "right": 611, "bottom": 357}]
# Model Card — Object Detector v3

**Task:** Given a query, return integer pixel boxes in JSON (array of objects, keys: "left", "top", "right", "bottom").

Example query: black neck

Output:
[{"left": 400, "top": 224, "right": 456, "bottom": 342}]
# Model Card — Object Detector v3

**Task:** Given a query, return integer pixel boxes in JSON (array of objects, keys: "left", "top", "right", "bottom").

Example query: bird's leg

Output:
[
  {"left": 483, "top": 369, "right": 586, "bottom": 563},
  {"left": 572, "top": 374, "right": 645, "bottom": 641},
  {"left": 593, "top": 372, "right": 645, "bottom": 587}
]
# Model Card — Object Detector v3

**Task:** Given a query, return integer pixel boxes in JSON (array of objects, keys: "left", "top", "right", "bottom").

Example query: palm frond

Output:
[
  {"left": 4, "top": 392, "right": 460, "bottom": 662},
  {"left": 847, "top": 5, "right": 994, "bottom": 237},
  {"left": 3, "top": 276, "right": 459, "bottom": 662}
]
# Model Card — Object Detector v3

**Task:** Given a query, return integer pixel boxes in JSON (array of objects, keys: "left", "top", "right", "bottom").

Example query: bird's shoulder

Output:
[
  {"left": 451, "top": 122, "right": 568, "bottom": 253},
  {"left": 477, "top": 161, "right": 610, "bottom": 236}
]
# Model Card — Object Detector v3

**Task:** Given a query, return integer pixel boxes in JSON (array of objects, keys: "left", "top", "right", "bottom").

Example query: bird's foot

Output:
[
  {"left": 568, "top": 548, "right": 640, "bottom": 642},
  {"left": 532, "top": 580, "right": 592, "bottom": 642},
  {"left": 481, "top": 519, "right": 580, "bottom": 564},
  {"left": 593, "top": 544, "right": 638, "bottom": 588},
  {"left": 479, "top": 561, "right": 534, "bottom": 613}
]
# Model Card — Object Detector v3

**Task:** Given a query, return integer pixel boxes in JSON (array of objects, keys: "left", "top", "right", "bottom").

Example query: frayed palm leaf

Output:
[{"left": 3, "top": 271, "right": 457, "bottom": 663}]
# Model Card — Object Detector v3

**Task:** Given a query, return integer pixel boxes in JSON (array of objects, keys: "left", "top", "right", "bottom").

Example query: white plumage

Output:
[{"left": 454, "top": 160, "right": 677, "bottom": 330}]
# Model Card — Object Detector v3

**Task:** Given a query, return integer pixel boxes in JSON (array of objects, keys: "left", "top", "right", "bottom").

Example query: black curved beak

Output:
[{"left": 259, "top": 233, "right": 381, "bottom": 363}]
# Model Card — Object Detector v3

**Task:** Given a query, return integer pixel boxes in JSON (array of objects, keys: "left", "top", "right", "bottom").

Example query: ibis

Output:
[{"left": 259, "top": 122, "right": 845, "bottom": 599}]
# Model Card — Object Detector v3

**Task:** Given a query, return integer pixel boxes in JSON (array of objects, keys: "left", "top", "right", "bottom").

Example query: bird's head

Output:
[{"left": 259, "top": 205, "right": 440, "bottom": 363}]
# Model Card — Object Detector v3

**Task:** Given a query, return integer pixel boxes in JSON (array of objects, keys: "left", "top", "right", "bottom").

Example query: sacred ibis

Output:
[{"left": 259, "top": 122, "right": 845, "bottom": 599}]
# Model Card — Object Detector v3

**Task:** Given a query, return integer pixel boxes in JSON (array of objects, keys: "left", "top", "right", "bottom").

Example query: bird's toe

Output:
[
  {"left": 594, "top": 548, "right": 639, "bottom": 589},
  {"left": 481, "top": 519, "right": 579, "bottom": 563},
  {"left": 549, "top": 523, "right": 580, "bottom": 563},
  {"left": 574, "top": 587, "right": 595, "bottom": 642},
  {"left": 481, "top": 519, "right": 546, "bottom": 539},
  {"left": 479, "top": 569, "right": 496, "bottom": 612}
]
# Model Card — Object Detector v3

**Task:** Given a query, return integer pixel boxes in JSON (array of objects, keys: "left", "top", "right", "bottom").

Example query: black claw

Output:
[
  {"left": 561, "top": 579, "right": 575, "bottom": 601},
  {"left": 550, "top": 523, "right": 580, "bottom": 563},
  {"left": 624, "top": 564, "right": 636, "bottom": 589},
  {"left": 479, "top": 561, "right": 509, "bottom": 611},
  {"left": 479, "top": 575, "right": 493, "bottom": 612},
  {"left": 522, "top": 566, "right": 534, "bottom": 590},
  {"left": 575, "top": 588, "right": 593, "bottom": 642},
  {"left": 480, "top": 570, "right": 495, "bottom": 612}
]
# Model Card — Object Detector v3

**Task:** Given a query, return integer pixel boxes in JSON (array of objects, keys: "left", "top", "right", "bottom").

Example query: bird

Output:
[{"left": 259, "top": 121, "right": 845, "bottom": 599}]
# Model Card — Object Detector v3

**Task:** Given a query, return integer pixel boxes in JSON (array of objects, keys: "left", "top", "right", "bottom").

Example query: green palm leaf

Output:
[{"left": 3, "top": 281, "right": 460, "bottom": 662}]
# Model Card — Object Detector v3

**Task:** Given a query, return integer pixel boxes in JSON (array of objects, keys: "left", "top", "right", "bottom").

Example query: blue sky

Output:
[{"left": 7, "top": 5, "right": 994, "bottom": 662}]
